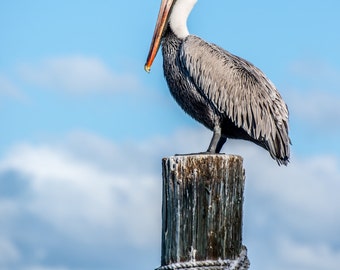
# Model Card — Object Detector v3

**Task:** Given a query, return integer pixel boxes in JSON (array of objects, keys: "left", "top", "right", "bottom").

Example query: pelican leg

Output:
[
  {"left": 207, "top": 126, "right": 226, "bottom": 153},
  {"left": 215, "top": 136, "right": 227, "bottom": 153}
]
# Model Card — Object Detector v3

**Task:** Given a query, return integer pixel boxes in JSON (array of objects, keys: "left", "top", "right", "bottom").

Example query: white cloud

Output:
[
  {"left": 0, "top": 128, "right": 339, "bottom": 269},
  {"left": 246, "top": 151, "right": 340, "bottom": 222},
  {"left": 0, "top": 137, "right": 161, "bottom": 257},
  {"left": 18, "top": 56, "right": 139, "bottom": 94},
  {"left": 277, "top": 236, "right": 340, "bottom": 270}
]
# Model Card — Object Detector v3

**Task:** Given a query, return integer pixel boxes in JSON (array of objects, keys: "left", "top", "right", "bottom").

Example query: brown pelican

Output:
[{"left": 145, "top": 0, "right": 291, "bottom": 165}]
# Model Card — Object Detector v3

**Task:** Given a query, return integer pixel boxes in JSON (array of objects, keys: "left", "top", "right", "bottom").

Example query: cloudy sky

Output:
[{"left": 1, "top": 0, "right": 340, "bottom": 269}]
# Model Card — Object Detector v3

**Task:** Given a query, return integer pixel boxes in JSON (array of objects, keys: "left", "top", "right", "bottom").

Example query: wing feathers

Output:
[{"left": 180, "top": 35, "right": 290, "bottom": 163}]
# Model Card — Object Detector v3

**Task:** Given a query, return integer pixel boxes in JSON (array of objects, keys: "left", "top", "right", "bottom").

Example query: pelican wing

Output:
[{"left": 180, "top": 35, "right": 290, "bottom": 161}]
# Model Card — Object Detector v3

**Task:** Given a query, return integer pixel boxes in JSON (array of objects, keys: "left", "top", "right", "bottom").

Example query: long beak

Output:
[{"left": 144, "top": 0, "right": 175, "bottom": 73}]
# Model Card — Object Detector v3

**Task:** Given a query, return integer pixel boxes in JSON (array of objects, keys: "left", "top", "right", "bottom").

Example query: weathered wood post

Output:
[{"left": 156, "top": 154, "right": 249, "bottom": 270}]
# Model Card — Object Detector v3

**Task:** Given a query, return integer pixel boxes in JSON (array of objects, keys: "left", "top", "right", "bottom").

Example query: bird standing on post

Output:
[{"left": 145, "top": 0, "right": 291, "bottom": 165}]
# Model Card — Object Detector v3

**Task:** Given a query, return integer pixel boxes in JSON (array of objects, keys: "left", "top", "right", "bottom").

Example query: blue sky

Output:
[{"left": 1, "top": 0, "right": 340, "bottom": 269}]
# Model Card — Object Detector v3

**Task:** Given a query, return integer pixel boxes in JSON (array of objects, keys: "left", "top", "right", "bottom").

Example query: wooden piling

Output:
[{"left": 157, "top": 154, "right": 249, "bottom": 270}]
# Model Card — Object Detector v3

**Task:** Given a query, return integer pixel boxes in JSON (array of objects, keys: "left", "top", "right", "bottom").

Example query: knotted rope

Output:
[{"left": 156, "top": 246, "right": 250, "bottom": 270}]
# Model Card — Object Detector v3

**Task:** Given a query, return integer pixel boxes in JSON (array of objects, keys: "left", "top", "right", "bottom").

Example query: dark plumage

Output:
[{"left": 145, "top": 0, "right": 291, "bottom": 165}]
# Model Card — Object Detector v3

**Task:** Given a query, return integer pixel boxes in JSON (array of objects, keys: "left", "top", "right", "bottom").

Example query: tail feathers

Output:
[{"left": 267, "top": 132, "right": 291, "bottom": 166}]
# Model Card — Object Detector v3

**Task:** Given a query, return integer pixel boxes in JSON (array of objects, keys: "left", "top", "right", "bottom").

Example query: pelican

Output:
[{"left": 145, "top": 0, "right": 291, "bottom": 165}]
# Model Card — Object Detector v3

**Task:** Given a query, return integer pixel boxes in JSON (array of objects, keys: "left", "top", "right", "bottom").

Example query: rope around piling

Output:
[{"left": 156, "top": 246, "right": 250, "bottom": 270}]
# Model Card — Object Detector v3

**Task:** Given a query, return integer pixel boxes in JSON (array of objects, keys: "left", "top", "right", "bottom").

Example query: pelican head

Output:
[{"left": 144, "top": 0, "right": 197, "bottom": 72}]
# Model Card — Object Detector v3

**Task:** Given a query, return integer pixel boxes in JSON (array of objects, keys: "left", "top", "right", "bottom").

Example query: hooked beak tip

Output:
[{"left": 144, "top": 64, "right": 151, "bottom": 73}]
